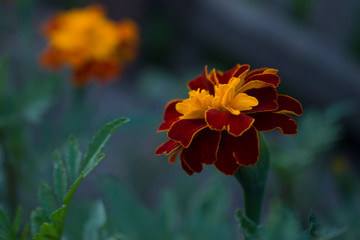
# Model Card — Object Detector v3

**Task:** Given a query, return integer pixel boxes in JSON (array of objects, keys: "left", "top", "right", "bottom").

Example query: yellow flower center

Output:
[{"left": 176, "top": 77, "right": 258, "bottom": 119}]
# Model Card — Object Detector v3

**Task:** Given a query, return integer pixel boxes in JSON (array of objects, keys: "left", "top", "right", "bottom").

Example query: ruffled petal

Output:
[
  {"left": 205, "top": 109, "right": 254, "bottom": 136},
  {"left": 180, "top": 157, "right": 194, "bottom": 175},
  {"left": 158, "top": 100, "right": 182, "bottom": 131},
  {"left": 251, "top": 112, "right": 298, "bottom": 134},
  {"left": 187, "top": 66, "right": 215, "bottom": 94},
  {"left": 217, "top": 64, "right": 250, "bottom": 84},
  {"left": 155, "top": 140, "right": 181, "bottom": 155},
  {"left": 243, "top": 87, "right": 278, "bottom": 113},
  {"left": 180, "top": 129, "right": 221, "bottom": 172},
  {"left": 168, "top": 119, "right": 207, "bottom": 147},
  {"left": 215, "top": 132, "right": 240, "bottom": 175},
  {"left": 232, "top": 127, "right": 259, "bottom": 166},
  {"left": 245, "top": 73, "right": 280, "bottom": 87},
  {"left": 276, "top": 95, "right": 303, "bottom": 116}
]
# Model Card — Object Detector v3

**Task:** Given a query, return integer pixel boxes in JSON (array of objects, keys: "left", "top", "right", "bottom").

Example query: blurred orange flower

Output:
[
  {"left": 156, "top": 65, "right": 303, "bottom": 175},
  {"left": 40, "top": 5, "right": 139, "bottom": 87}
]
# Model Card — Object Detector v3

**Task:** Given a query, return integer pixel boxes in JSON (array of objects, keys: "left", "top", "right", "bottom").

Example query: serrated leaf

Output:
[
  {"left": 82, "top": 153, "right": 105, "bottom": 178},
  {"left": 33, "top": 222, "right": 60, "bottom": 240},
  {"left": 38, "top": 182, "right": 59, "bottom": 217},
  {"left": 66, "top": 136, "right": 82, "bottom": 183},
  {"left": 53, "top": 151, "right": 67, "bottom": 202},
  {"left": 81, "top": 118, "right": 129, "bottom": 177},
  {"left": 83, "top": 201, "right": 107, "bottom": 240},
  {"left": 63, "top": 173, "right": 84, "bottom": 206},
  {"left": 30, "top": 208, "right": 48, "bottom": 236},
  {"left": 50, "top": 205, "right": 66, "bottom": 227}
]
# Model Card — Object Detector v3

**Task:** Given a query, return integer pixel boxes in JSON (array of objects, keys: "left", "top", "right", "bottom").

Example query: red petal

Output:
[
  {"left": 168, "top": 119, "right": 207, "bottom": 147},
  {"left": 180, "top": 157, "right": 194, "bottom": 175},
  {"left": 232, "top": 127, "right": 259, "bottom": 166},
  {"left": 233, "top": 64, "right": 250, "bottom": 78},
  {"left": 245, "top": 68, "right": 267, "bottom": 80},
  {"left": 245, "top": 74, "right": 280, "bottom": 87},
  {"left": 187, "top": 66, "right": 215, "bottom": 94},
  {"left": 217, "top": 65, "right": 241, "bottom": 84},
  {"left": 180, "top": 129, "right": 221, "bottom": 173},
  {"left": 276, "top": 95, "right": 303, "bottom": 116},
  {"left": 155, "top": 140, "right": 180, "bottom": 155},
  {"left": 251, "top": 112, "right": 298, "bottom": 134},
  {"left": 205, "top": 109, "right": 254, "bottom": 136},
  {"left": 243, "top": 87, "right": 278, "bottom": 113},
  {"left": 158, "top": 100, "right": 182, "bottom": 131},
  {"left": 215, "top": 132, "right": 240, "bottom": 175},
  {"left": 214, "top": 128, "right": 259, "bottom": 175}
]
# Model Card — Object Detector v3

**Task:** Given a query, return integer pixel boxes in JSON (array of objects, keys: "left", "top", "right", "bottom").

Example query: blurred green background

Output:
[{"left": 0, "top": 0, "right": 359, "bottom": 239}]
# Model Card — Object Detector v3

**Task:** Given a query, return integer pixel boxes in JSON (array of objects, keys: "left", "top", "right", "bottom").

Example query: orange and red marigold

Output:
[
  {"left": 40, "top": 5, "right": 139, "bottom": 87},
  {"left": 156, "top": 64, "right": 303, "bottom": 175}
]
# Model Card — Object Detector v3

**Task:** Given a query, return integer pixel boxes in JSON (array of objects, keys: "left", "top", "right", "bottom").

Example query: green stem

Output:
[{"left": 234, "top": 133, "right": 269, "bottom": 227}]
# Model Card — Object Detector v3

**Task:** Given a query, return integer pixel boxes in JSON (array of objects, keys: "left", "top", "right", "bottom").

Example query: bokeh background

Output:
[{"left": 0, "top": 0, "right": 359, "bottom": 239}]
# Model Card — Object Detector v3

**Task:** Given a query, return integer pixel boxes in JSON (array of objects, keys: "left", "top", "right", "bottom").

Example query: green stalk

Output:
[{"left": 235, "top": 133, "right": 269, "bottom": 229}]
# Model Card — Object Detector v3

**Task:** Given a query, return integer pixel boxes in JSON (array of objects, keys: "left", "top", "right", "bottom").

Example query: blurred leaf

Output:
[
  {"left": 38, "top": 182, "right": 58, "bottom": 217},
  {"left": 236, "top": 209, "right": 261, "bottom": 240},
  {"left": 66, "top": 136, "right": 82, "bottom": 183},
  {"left": 83, "top": 201, "right": 107, "bottom": 240},
  {"left": 32, "top": 118, "right": 128, "bottom": 239},
  {"left": 63, "top": 173, "right": 83, "bottom": 206},
  {"left": 30, "top": 208, "right": 48, "bottom": 236},
  {"left": 0, "top": 205, "right": 11, "bottom": 239},
  {"left": 12, "top": 207, "right": 21, "bottom": 236},
  {"left": 53, "top": 151, "right": 68, "bottom": 202},
  {"left": 81, "top": 117, "right": 129, "bottom": 177}
]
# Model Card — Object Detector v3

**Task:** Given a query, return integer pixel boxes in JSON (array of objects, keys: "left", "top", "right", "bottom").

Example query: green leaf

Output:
[
  {"left": 0, "top": 205, "right": 11, "bottom": 234},
  {"left": 63, "top": 173, "right": 84, "bottom": 206},
  {"left": 83, "top": 201, "right": 107, "bottom": 240},
  {"left": 50, "top": 205, "right": 67, "bottom": 227},
  {"left": 33, "top": 222, "right": 60, "bottom": 240},
  {"left": 81, "top": 118, "right": 129, "bottom": 177},
  {"left": 236, "top": 209, "right": 261, "bottom": 240},
  {"left": 53, "top": 151, "right": 68, "bottom": 202},
  {"left": 66, "top": 136, "right": 82, "bottom": 183},
  {"left": 30, "top": 208, "right": 48, "bottom": 236},
  {"left": 12, "top": 207, "right": 22, "bottom": 236},
  {"left": 38, "top": 182, "right": 59, "bottom": 217},
  {"left": 19, "top": 224, "right": 29, "bottom": 240}
]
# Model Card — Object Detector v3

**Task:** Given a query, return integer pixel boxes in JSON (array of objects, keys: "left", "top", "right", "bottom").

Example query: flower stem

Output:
[{"left": 235, "top": 133, "right": 269, "bottom": 225}]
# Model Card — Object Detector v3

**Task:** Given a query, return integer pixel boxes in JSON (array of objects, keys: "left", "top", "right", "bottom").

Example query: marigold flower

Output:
[
  {"left": 156, "top": 65, "right": 303, "bottom": 175},
  {"left": 40, "top": 5, "right": 139, "bottom": 87}
]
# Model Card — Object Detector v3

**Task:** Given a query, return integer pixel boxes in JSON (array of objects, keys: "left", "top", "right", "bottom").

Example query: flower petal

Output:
[
  {"left": 187, "top": 66, "right": 215, "bottom": 94},
  {"left": 238, "top": 80, "right": 273, "bottom": 93},
  {"left": 158, "top": 100, "right": 182, "bottom": 131},
  {"left": 251, "top": 112, "right": 298, "bottom": 134},
  {"left": 215, "top": 133, "right": 240, "bottom": 175},
  {"left": 243, "top": 87, "right": 278, "bottom": 113},
  {"left": 168, "top": 146, "right": 182, "bottom": 164},
  {"left": 155, "top": 140, "right": 180, "bottom": 155},
  {"left": 245, "top": 68, "right": 268, "bottom": 79},
  {"left": 232, "top": 127, "right": 259, "bottom": 166},
  {"left": 180, "top": 129, "right": 221, "bottom": 172},
  {"left": 276, "top": 95, "right": 303, "bottom": 116},
  {"left": 180, "top": 157, "right": 194, "bottom": 175},
  {"left": 218, "top": 64, "right": 250, "bottom": 84},
  {"left": 205, "top": 109, "right": 254, "bottom": 136},
  {"left": 245, "top": 73, "right": 280, "bottom": 87},
  {"left": 168, "top": 119, "right": 207, "bottom": 147}
]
